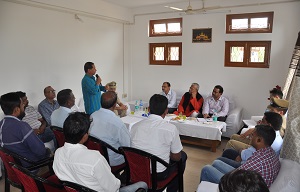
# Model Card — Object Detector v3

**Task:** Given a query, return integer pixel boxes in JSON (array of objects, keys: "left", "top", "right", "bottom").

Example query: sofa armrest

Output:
[{"left": 222, "top": 107, "right": 243, "bottom": 138}]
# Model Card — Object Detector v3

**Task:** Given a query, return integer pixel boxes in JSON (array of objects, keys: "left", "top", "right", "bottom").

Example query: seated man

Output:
[
  {"left": 226, "top": 111, "right": 283, "bottom": 155},
  {"left": 202, "top": 85, "right": 229, "bottom": 122},
  {"left": 106, "top": 81, "right": 128, "bottom": 117},
  {"left": 38, "top": 86, "right": 59, "bottom": 125},
  {"left": 200, "top": 125, "right": 280, "bottom": 188},
  {"left": 131, "top": 94, "right": 187, "bottom": 192},
  {"left": 51, "top": 89, "right": 75, "bottom": 128},
  {"left": 160, "top": 82, "right": 177, "bottom": 113},
  {"left": 89, "top": 91, "right": 130, "bottom": 167},
  {"left": 53, "top": 112, "right": 147, "bottom": 192},
  {"left": 15, "top": 91, "right": 56, "bottom": 148},
  {"left": 174, "top": 83, "right": 203, "bottom": 117},
  {"left": 219, "top": 169, "right": 269, "bottom": 192},
  {"left": 0, "top": 92, "right": 49, "bottom": 167}
]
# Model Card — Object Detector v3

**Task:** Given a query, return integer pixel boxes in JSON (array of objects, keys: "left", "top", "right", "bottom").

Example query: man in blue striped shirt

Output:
[{"left": 81, "top": 62, "right": 106, "bottom": 115}]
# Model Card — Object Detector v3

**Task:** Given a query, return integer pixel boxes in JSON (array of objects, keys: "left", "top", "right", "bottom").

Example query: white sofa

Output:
[
  {"left": 197, "top": 158, "right": 300, "bottom": 192},
  {"left": 174, "top": 90, "right": 243, "bottom": 138}
]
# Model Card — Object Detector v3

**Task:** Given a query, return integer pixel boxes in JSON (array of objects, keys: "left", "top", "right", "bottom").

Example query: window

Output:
[
  {"left": 224, "top": 41, "right": 271, "bottom": 68},
  {"left": 149, "top": 43, "right": 182, "bottom": 65},
  {"left": 226, "top": 12, "right": 274, "bottom": 33},
  {"left": 149, "top": 18, "right": 182, "bottom": 37}
]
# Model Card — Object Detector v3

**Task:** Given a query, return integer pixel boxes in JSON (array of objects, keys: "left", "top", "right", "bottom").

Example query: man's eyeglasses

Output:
[{"left": 47, "top": 90, "right": 56, "bottom": 93}]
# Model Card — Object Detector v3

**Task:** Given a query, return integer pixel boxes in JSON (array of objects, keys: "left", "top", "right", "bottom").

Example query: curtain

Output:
[
  {"left": 280, "top": 32, "right": 300, "bottom": 163},
  {"left": 282, "top": 32, "right": 300, "bottom": 100}
]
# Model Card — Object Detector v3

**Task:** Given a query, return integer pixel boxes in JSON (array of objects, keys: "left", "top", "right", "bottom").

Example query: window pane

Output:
[
  {"left": 167, "top": 23, "right": 181, "bottom": 33},
  {"left": 169, "top": 47, "right": 179, "bottom": 61},
  {"left": 154, "top": 47, "right": 164, "bottom": 60},
  {"left": 230, "top": 46, "right": 244, "bottom": 62},
  {"left": 250, "top": 47, "right": 265, "bottom": 62},
  {"left": 251, "top": 18, "right": 268, "bottom": 29},
  {"left": 154, "top": 24, "right": 166, "bottom": 33},
  {"left": 232, "top": 19, "right": 248, "bottom": 29}
]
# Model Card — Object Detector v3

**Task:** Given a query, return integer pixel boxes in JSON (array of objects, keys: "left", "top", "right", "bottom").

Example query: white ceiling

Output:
[{"left": 102, "top": 0, "right": 189, "bottom": 8}]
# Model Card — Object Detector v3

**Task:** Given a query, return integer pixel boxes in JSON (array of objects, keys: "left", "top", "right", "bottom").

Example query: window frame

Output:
[
  {"left": 149, "top": 18, "right": 183, "bottom": 37},
  {"left": 226, "top": 12, "right": 274, "bottom": 34},
  {"left": 224, "top": 41, "right": 271, "bottom": 68},
  {"left": 149, "top": 42, "right": 182, "bottom": 65}
]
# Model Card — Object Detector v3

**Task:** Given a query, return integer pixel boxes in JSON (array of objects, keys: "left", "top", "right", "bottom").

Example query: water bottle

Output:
[
  {"left": 134, "top": 100, "right": 139, "bottom": 112},
  {"left": 212, "top": 109, "right": 218, "bottom": 122},
  {"left": 139, "top": 100, "right": 144, "bottom": 112}
]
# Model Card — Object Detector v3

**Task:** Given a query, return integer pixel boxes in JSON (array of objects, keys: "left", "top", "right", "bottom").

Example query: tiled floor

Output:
[{"left": 0, "top": 138, "right": 228, "bottom": 192}]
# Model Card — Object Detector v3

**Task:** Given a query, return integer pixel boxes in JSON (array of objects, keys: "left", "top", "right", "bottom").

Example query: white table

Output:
[{"left": 121, "top": 114, "right": 226, "bottom": 152}]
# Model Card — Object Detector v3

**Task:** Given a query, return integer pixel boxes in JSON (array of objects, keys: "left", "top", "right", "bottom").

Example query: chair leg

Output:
[{"left": 5, "top": 177, "right": 10, "bottom": 192}]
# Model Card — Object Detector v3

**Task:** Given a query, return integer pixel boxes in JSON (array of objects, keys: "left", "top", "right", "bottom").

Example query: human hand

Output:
[
  {"left": 240, "top": 128, "right": 254, "bottom": 139},
  {"left": 96, "top": 75, "right": 102, "bottom": 85},
  {"left": 203, "top": 114, "right": 210, "bottom": 118},
  {"left": 235, "top": 156, "right": 242, "bottom": 162}
]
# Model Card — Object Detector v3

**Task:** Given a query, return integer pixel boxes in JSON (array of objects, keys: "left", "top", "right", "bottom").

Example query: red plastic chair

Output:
[
  {"left": 119, "top": 147, "right": 183, "bottom": 192},
  {"left": 12, "top": 163, "right": 66, "bottom": 192},
  {"left": 63, "top": 180, "right": 97, "bottom": 192},
  {"left": 50, "top": 126, "right": 65, "bottom": 148},
  {"left": 85, "top": 136, "right": 126, "bottom": 175}
]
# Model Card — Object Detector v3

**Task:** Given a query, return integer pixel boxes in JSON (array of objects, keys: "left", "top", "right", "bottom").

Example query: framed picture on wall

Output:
[{"left": 192, "top": 28, "right": 212, "bottom": 43}]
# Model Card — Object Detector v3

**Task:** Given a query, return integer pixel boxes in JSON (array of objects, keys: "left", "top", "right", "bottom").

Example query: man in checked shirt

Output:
[{"left": 200, "top": 124, "right": 280, "bottom": 188}]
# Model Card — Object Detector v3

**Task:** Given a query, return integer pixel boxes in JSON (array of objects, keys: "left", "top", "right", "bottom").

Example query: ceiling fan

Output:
[{"left": 165, "top": 0, "right": 224, "bottom": 15}]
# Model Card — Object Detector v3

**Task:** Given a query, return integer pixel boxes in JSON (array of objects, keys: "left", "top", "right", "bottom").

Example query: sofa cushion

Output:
[{"left": 269, "top": 158, "right": 300, "bottom": 192}]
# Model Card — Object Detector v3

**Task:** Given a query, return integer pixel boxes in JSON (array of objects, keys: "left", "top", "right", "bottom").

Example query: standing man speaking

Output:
[{"left": 81, "top": 62, "right": 106, "bottom": 115}]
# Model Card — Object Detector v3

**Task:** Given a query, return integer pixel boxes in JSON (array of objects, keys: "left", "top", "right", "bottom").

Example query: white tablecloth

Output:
[{"left": 121, "top": 115, "right": 226, "bottom": 141}]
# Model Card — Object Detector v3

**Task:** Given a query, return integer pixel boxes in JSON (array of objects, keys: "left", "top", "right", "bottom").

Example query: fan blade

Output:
[{"left": 164, "top": 6, "right": 184, "bottom": 11}]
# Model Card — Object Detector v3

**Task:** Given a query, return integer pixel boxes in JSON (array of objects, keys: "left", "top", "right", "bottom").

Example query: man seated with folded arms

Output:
[
  {"left": 53, "top": 112, "right": 147, "bottom": 192},
  {"left": 131, "top": 94, "right": 187, "bottom": 192},
  {"left": 51, "top": 89, "right": 76, "bottom": 128},
  {"left": 225, "top": 111, "right": 283, "bottom": 156},
  {"left": 89, "top": 91, "right": 130, "bottom": 167},
  {"left": 202, "top": 85, "right": 229, "bottom": 122},
  {"left": 174, "top": 83, "right": 203, "bottom": 117},
  {"left": 106, "top": 81, "right": 128, "bottom": 117},
  {"left": 160, "top": 82, "right": 177, "bottom": 113},
  {"left": 38, "top": 86, "right": 60, "bottom": 125},
  {"left": 0, "top": 92, "right": 49, "bottom": 167},
  {"left": 15, "top": 91, "right": 57, "bottom": 149},
  {"left": 200, "top": 125, "right": 280, "bottom": 188}
]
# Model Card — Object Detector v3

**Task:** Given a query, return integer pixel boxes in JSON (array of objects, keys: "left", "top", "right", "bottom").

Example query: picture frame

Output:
[{"left": 192, "top": 28, "right": 212, "bottom": 43}]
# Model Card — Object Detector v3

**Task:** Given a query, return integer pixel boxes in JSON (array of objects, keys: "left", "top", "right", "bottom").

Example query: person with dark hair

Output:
[
  {"left": 89, "top": 91, "right": 130, "bottom": 167},
  {"left": 51, "top": 89, "right": 75, "bottom": 128},
  {"left": 269, "top": 85, "right": 283, "bottom": 100},
  {"left": 38, "top": 86, "right": 60, "bottom": 125},
  {"left": 131, "top": 94, "right": 187, "bottom": 192},
  {"left": 81, "top": 61, "right": 106, "bottom": 115},
  {"left": 53, "top": 112, "right": 147, "bottom": 191},
  {"left": 219, "top": 169, "right": 269, "bottom": 192},
  {"left": 174, "top": 83, "right": 203, "bottom": 117},
  {"left": 15, "top": 91, "right": 56, "bottom": 149},
  {"left": 200, "top": 125, "right": 280, "bottom": 188},
  {"left": 202, "top": 85, "right": 229, "bottom": 122},
  {"left": 226, "top": 111, "right": 283, "bottom": 156},
  {"left": 0, "top": 92, "right": 49, "bottom": 167},
  {"left": 160, "top": 82, "right": 177, "bottom": 113}
]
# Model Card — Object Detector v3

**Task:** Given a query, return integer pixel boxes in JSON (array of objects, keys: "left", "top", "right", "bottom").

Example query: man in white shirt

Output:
[
  {"left": 89, "top": 91, "right": 130, "bottom": 167},
  {"left": 160, "top": 82, "right": 177, "bottom": 113},
  {"left": 202, "top": 85, "right": 229, "bottom": 122},
  {"left": 53, "top": 112, "right": 147, "bottom": 192},
  {"left": 131, "top": 94, "right": 187, "bottom": 192},
  {"left": 51, "top": 89, "right": 75, "bottom": 128}
]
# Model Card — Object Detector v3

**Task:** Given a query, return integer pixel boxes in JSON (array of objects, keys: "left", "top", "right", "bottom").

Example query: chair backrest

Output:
[
  {"left": 0, "top": 147, "right": 22, "bottom": 187},
  {"left": 50, "top": 126, "right": 65, "bottom": 148},
  {"left": 85, "top": 136, "right": 109, "bottom": 162},
  {"left": 63, "top": 180, "right": 97, "bottom": 192},
  {"left": 12, "top": 163, "right": 65, "bottom": 192},
  {"left": 12, "top": 165, "right": 40, "bottom": 192}
]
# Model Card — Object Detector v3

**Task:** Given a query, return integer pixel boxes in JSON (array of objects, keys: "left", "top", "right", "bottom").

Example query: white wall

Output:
[
  {"left": 0, "top": 0, "right": 131, "bottom": 108},
  {"left": 129, "top": 1, "right": 300, "bottom": 118}
]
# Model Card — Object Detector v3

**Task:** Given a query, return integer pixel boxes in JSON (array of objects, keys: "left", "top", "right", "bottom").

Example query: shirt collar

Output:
[
  {"left": 64, "top": 142, "right": 88, "bottom": 149},
  {"left": 148, "top": 114, "right": 164, "bottom": 120},
  {"left": 4, "top": 115, "right": 20, "bottom": 121},
  {"left": 60, "top": 106, "right": 73, "bottom": 113}
]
